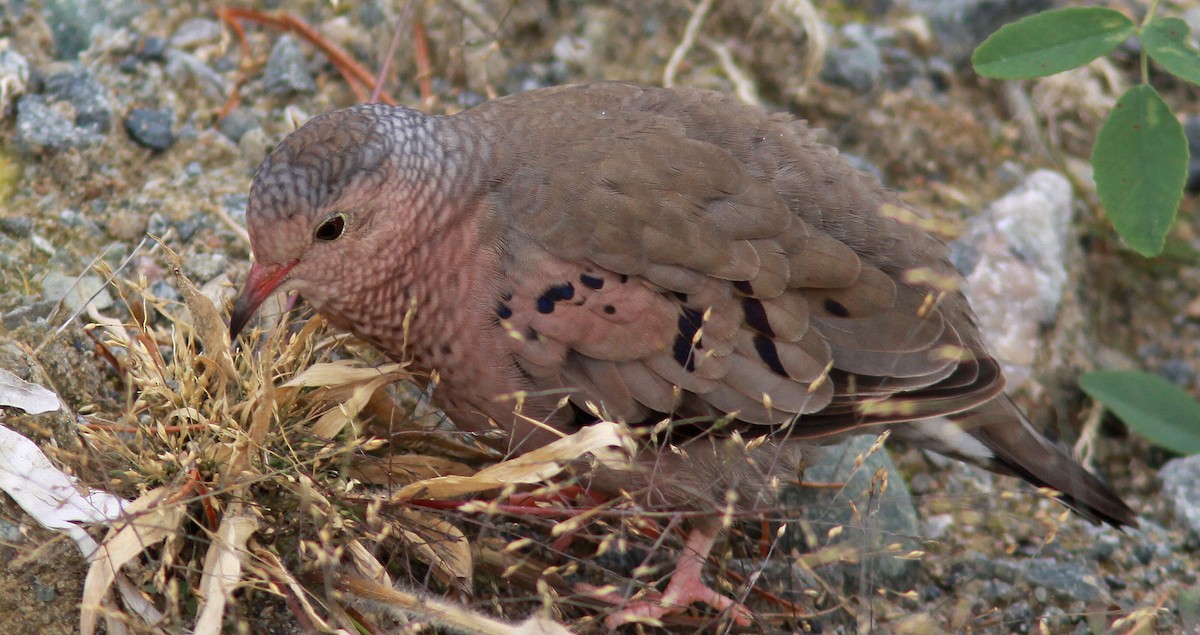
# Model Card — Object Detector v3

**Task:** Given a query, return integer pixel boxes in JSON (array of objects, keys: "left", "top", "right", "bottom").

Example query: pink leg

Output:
[{"left": 579, "top": 523, "right": 754, "bottom": 627}]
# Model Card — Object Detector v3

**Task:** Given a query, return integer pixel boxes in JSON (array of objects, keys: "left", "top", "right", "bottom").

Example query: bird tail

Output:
[{"left": 954, "top": 395, "right": 1137, "bottom": 529}]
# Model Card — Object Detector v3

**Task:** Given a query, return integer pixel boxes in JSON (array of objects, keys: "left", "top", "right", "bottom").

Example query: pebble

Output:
[
  {"left": 0, "top": 217, "right": 34, "bottom": 238},
  {"left": 909, "top": 0, "right": 1052, "bottom": 68},
  {"left": 1185, "top": 116, "right": 1200, "bottom": 195},
  {"left": 40, "top": 271, "right": 114, "bottom": 312},
  {"left": 124, "top": 108, "right": 175, "bottom": 151},
  {"left": 44, "top": 69, "right": 111, "bottom": 134},
  {"left": 955, "top": 170, "right": 1074, "bottom": 389},
  {"left": 0, "top": 49, "right": 31, "bottom": 113},
  {"left": 219, "top": 108, "right": 261, "bottom": 143},
  {"left": 263, "top": 35, "right": 317, "bottom": 95},
  {"left": 1160, "top": 454, "right": 1200, "bottom": 539},
  {"left": 990, "top": 558, "right": 1109, "bottom": 603},
  {"left": 169, "top": 18, "right": 222, "bottom": 49},
  {"left": 821, "top": 24, "right": 886, "bottom": 93},
  {"left": 184, "top": 252, "right": 228, "bottom": 283},
  {"left": 15, "top": 95, "right": 103, "bottom": 151},
  {"left": 781, "top": 434, "right": 921, "bottom": 587}
]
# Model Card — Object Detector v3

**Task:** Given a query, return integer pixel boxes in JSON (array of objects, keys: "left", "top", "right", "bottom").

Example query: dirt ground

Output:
[{"left": 0, "top": 1, "right": 1197, "bottom": 633}]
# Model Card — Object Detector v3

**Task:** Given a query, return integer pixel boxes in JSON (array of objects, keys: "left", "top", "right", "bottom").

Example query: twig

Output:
[
  {"left": 663, "top": 0, "right": 715, "bottom": 88},
  {"left": 704, "top": 38, "right": 761, "bottom": 107},
  {"left": 1073, "top": 399, "right": 1103, "bottom": 471}
]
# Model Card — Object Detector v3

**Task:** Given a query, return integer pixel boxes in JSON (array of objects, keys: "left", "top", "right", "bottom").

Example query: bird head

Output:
[{"left": 229, "top": 104, "right": 443, "bottom": 339}]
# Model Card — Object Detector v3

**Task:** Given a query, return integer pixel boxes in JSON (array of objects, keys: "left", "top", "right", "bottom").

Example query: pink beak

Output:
[{"left": 229, "top": 260, "right": 297, "bottom": 339}]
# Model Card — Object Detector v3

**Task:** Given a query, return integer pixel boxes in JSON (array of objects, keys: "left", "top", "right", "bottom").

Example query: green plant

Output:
[
  {"left": 973, "top": 4, "right": 1192, "bottom": 257},
  {"left": 973, "top": 3, "right": 1200, "bottom": 454}
]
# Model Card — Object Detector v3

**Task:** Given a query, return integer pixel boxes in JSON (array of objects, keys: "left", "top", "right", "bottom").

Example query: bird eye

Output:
[{"left": 314, "top": 213, "right": 346, "bottom": 241}]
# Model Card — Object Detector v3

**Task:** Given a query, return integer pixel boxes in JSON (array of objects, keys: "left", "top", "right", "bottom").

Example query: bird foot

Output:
[{"left": 577, "top": 575, "right": 753, "bottom": 628}]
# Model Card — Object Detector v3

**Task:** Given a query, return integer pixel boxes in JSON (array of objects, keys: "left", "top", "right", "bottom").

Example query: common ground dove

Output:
[{"left": 229, "top": 83, "right": 1136, "bottom": 626}]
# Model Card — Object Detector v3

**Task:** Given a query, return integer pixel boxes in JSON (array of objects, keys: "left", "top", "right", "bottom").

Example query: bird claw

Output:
[{"left": 576, "top": 576, "right": 754, "bottom": 629}]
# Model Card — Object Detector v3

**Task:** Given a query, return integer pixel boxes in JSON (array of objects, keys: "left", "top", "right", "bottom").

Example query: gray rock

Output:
[
  {"left": 42, "top": 0, "right": 142, "bottom": 59},
  {"left": 184, "top": 252, "right": 228, "bottom": 283},
  {"left": 44, "top": 69, "right": 111, "bottom": 134},
  {"left": 955, "top": 170, "right": 1073, "bottom": 389},
  {"left": 263, "top": 35, "right": 317, "bottom": 95},
  {"left": 0, "top": 49, "right": 31, "bottom": 113},
  {"left": 219, "top": 107, "right": 261, "bottom": 143},
  {"left": 169, "top": 18, "right": 222, "bottom": 49},
  {"left": 990, "top": 558, "right": 1109, "bottom": 603},
  {"left": 1185, "top": 116, "right": 1200, "bottom": 195},
  {"left": 15, "top": 95, "right": 103, "bottom": 150},
  {"left": 2, "top": 301, "right": 56, "bottom": 330},
  {"left": 0, "top": 518, "right": 21, "bottom": 542},
  {"left": 908, "top": 0, "right": 1051, "bottom": 68},
  {"left": 40, "top": 271, "right": 113, "bottom": 313},
  {"left": 821, "top": 24, "right": 885, "bottom": 93},
  {"left": 1161, "top": 454, "right": 1200, "bottom": 539},
  {"left": 780, "top": 434, "right": 921, "bottom": 588},
  {"left": 0, "top": 217, "right": 33, "bottom": 238},
  {"left": 124, "top": 107, "right": 175, "bottom": 151},
  {"left": 164, "top": 49, "right": 229, "bottom": 98}
]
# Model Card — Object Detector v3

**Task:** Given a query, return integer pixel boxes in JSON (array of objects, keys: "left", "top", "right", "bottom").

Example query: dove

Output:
[{"left": 229, "top": 82, "right": 1136, "bottom": 626}]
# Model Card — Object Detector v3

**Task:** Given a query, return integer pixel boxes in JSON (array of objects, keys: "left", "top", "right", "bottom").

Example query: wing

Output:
[{"left": 473, "top": 84, "right": 1003, "bottom": 442}]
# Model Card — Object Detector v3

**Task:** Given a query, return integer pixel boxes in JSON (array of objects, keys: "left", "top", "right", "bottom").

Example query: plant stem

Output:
[{"left": 1140, "top": 0, "right": 1163, "bottom": 84}]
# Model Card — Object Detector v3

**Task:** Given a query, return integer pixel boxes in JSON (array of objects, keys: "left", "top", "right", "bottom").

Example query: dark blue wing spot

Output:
[
  {"left": 603, "top": 304, "right": 616, "bottom": 314},
  {"left": 824, "top": 298, "right": 850, "bottom": 317},
  {"left": 672, "top": 307, "right": 704, "bottom": 371},
  {"left": 497, "top": 304, "right": 513, "bottom": 319},
  {"left": 753, "top": 334, "right": 788, "bottom": 377},
  {"left": 580, "top": 274, "right": 604, "bottom": 289},
  {"left": 742, "top": 298, "right": 775, "bottom": 337},
  {"left": 536, "top": 297, "right": 554, "bottom": 314}
]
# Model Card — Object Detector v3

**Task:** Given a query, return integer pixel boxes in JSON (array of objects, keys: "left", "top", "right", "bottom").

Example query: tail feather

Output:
[{"left": 955, "top": 396, "right": 1137, "bottom": 529}]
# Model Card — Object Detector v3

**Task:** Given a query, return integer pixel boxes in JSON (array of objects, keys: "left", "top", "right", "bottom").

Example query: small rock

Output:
[
  {"left": 164, "top": 49, "right": 229, "bottom": 98},
  {"left": 40, "top": 271, "right": 114, "bottom": 312},
  {"left": 263, "top": 35, "right": 317, "bottom": 95},
  {"left": 781, "top": 434, "right": 921, "bottom": 587},
  {"left": 991, "top": 558, "right": 1109, "bottom": 603},
  {"left": 2, "top": 301, "right": 58, "bottom": 330},
  {"left": 219, "top": 107, "right": 261, "bottom": 143},
  {"left": 1186, "top": 116, "right": 1200, "bottom": 195},
  {"left": 0, "top": 518, "right": 21, "bottom": 542},
  {"left": 955, "top": 170, "right": 1074, "bottom": 389},
  {"left": 0, "top": 49, "right": 31, "bottom": 113},
  {"left": 909, "top": 0, "right": 1051, "bottom": 68},
  {"left": 135, "top": 35, "right": 167, "bottom": 61},
  {"left": 104, "top": 208, "right": 148, "bottom": 241},
  {"left": 0, "top": 217, "right": 34, "bottom": 238},
  {"left": 44, "top": 69, "right": 111, "bottom": 134},
  {"left": 124, "top": 108, "right": 175, "bottom": 151},
  {"left": 821, "top": 24, "right": 885, "bottom": 93},
  {"left": 15, "top": 95, "right": 103, "bottom": 151},
  {"left": 184, "top": 252, "right": 228, "bottom": 283},
  {"left": 32, "top": 579, "right": 56, "bottom": 602},
  {"left": 170, "top": 18, "right": 222, "bottom": 49},
  {"left": 1161, "top": 455, "right": 1200, "bottom": 539}
]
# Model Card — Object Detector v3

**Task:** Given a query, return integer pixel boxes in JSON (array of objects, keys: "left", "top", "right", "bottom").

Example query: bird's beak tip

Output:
[{"left": 229, "top": 260, "right": 296, "bottom": 341}]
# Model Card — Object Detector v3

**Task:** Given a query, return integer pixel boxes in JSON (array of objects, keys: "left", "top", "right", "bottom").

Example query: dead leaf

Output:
[
  {"left": 393, "top": 422, "right": 633, "bottom": 501},
  {"left": 0, "top": 366, "right": 60, "bottom": 414},
  {"left": 395, "top": 509, "right": 473, "bottom": 591},
  {"left": 194, "top": 508, "right": 259, "bottom": 635},
  {"left": 0, "top": 424, "right": 126, "bottom": 558},
  {"left": 81, "top": 487, "right": 186, "bottom": 635}
]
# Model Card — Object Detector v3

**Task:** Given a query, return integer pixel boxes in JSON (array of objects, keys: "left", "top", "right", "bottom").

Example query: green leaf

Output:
[
  {"left": 1080, "top": 370, "right": 1200, "bottom": 455},
  {"left": 1143, "top": 17, "right": 1200, "bottom": 86},
  {"left": 1092, "top": 85, "right": 1187, "bottom": 257},
  {"left": 972, "top": 7, "right": 1135, "bottom": 79}
]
